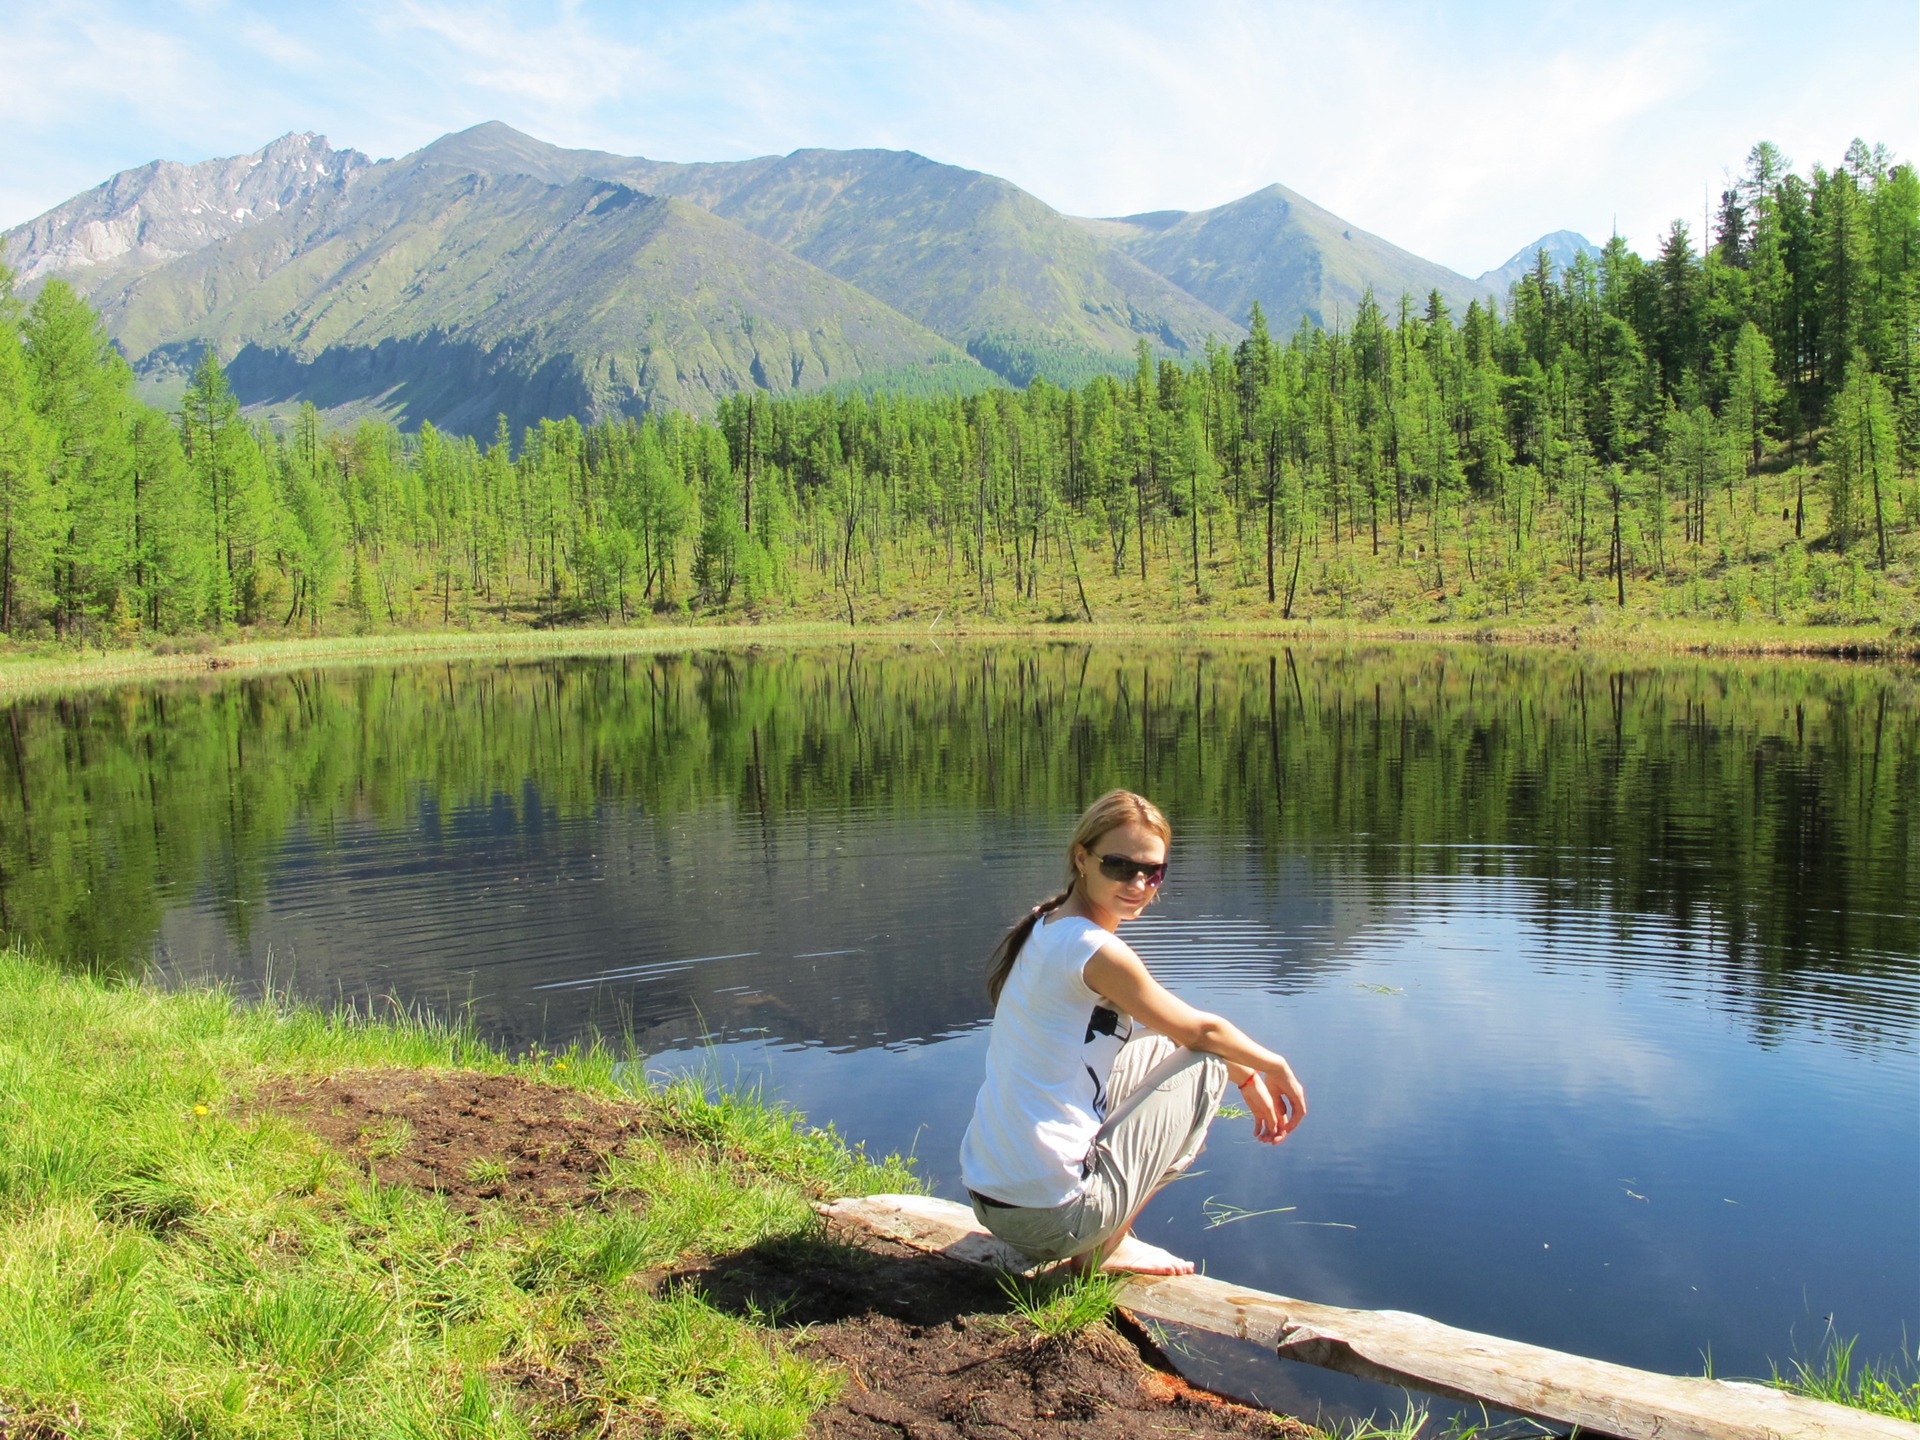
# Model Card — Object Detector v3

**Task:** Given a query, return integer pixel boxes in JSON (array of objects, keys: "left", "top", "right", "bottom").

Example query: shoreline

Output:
[
  {"left": 2, "top": 615, "right": 1913, "bottom": 697},
  {"left": 0, "top": 948, "right": 1315, "bottom": 1440}
]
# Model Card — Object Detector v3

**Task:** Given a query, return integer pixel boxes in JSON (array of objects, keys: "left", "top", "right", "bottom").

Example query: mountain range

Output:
[{"left": 3, "top": 123, "right": 1589, "bottom": 436}]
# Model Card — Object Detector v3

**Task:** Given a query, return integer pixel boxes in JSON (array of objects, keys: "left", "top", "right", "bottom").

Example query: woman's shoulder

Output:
[
  {"left": 1036, "top": 910, "right": 1111, "bottom": 952},
  {"left": 1032, "top": 913, "right": 1125, "bottom": 992}
]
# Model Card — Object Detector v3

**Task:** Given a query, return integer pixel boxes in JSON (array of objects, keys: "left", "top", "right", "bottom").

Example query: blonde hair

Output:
[{"left": 985, "top": 790, "right": 1171, "bottom": 1006}]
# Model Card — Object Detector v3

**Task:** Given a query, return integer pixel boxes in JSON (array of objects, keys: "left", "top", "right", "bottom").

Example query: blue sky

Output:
[{"left": 2, "top": 0, "right": 1914, "bottom": 276}]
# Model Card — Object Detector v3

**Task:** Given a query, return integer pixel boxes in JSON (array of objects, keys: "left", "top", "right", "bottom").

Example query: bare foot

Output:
[{"left": 1100, "top": 1236, "right": 1195, "bottom": 1275}]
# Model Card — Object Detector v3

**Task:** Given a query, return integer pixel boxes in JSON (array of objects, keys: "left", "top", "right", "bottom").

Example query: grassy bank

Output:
[
  {"left": 0, "top": 946, "right": 913, "bottom": 1439},
  {"left": 1, "top": 611, "right": 1912, "bottom": 699}
]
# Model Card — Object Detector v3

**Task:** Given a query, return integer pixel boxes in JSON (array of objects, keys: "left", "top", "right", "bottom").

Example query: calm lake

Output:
[{"left": 4, "top": 639, "right": 1915, "bottom": 1423}]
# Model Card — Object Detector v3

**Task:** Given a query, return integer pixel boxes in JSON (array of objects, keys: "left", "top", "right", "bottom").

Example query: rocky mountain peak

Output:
[
  {"left": 1474, "top": 230, "right": 1603, "bottom": 296},
  {"left": 3, "top": 132, "right": 373, "bottom": 286}
]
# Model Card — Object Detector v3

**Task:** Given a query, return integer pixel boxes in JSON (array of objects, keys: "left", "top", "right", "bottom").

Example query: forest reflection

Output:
[{"left": 1, "top": 640, "right": 1912, "bottom": 1051}]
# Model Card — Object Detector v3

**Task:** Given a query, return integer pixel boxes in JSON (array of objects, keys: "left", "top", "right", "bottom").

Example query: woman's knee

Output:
[
  {"left": 1197, "top": 1052, "right": 1228, "bottom": 1104},
  {"left": 1108, "top": 1031, "right": 1177, "bottom": 1098}
]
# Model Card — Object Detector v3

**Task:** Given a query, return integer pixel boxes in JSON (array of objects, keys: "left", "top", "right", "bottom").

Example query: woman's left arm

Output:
[{"left": 1085, "top": 939, "right": 1306, "bottom": 1141}]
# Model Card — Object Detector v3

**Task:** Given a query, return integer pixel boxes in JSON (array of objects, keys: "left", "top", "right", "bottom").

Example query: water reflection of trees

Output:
[{"left": 1, "top": 642, "right": 1912, "bottom": 1043}]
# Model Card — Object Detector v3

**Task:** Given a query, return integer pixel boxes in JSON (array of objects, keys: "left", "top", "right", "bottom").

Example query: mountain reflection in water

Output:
[{"left": 2, "top": 640, "right": 1914, "bottom": 1415}]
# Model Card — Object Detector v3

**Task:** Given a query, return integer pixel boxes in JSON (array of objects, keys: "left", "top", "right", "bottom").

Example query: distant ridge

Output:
[
  {"left": 1475, "top": 230, "right": 1604, "bottom": 297},
  {"left": 7, "top": 127, "right": 988, "bottom": 432},
  {"left": 600, "top": 144, "right": 1242, "bottom": 385},
  {"left": 1079, "top": 183, "right": 1486, "bottom": 327},
  {"left": 6, "top": 121, "right": 1511, "bottom": 433}
]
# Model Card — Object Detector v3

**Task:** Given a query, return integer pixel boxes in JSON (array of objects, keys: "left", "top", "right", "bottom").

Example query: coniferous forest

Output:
[{"left": 1, "top": 140, "right": 1915, "bottom": 645}]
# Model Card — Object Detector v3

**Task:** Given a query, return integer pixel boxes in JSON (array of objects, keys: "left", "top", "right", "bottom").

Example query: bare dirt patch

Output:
[
  {"left": 684, "top": 1230, "right": 1316, "bottom": 1440},
  {"left": 257, "top": 1068, "right": 650, "bottom": 1211}
]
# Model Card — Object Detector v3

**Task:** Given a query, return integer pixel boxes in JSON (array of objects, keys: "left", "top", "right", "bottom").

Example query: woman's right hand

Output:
[{"left": 1242, "top": 1065, "right": 1307, "bottom": 1143}]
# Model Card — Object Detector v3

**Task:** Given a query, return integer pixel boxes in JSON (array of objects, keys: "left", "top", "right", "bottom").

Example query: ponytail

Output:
[{"left": 985, "top": 890, "right": 1071, "bottom": 1007}]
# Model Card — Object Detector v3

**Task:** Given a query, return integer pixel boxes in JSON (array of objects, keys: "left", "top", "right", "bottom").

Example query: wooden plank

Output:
[{"left": 820, "top": 1194, "right": 1920, "bottom": 1440}]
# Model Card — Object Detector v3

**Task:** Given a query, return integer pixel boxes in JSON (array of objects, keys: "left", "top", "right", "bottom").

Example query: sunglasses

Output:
[{"left": 1097, "top": 853, "right": 1167, "bottom": 887}]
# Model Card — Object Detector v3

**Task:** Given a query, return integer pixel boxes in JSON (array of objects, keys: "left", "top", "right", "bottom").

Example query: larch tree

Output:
[{"left": 0, "top": 291, "right": 50, "bottom": 635}]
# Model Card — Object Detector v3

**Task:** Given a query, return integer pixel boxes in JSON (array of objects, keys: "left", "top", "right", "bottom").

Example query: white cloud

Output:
[
  {"left": 0, "top": 9, "right": 202, "bottom": 131},
  {"left": 237, "top": 16, "right": 326, "bottom": 73},
  {"left": 380, "top": 0, "right": 652, "bottom": 113}
]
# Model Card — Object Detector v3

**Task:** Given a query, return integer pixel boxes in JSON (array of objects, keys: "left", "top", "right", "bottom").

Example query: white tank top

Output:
[{"left": 959, "top": 912, "right": 1136, "bottom": 1208}]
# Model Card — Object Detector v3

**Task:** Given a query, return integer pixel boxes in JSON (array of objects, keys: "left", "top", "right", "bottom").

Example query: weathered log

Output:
[{"left": 819, "top": 1193, "right": 1919, "bottom": 1440}]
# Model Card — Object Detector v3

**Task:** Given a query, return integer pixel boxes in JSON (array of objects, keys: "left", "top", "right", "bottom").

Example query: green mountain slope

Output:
[
  {"left": 87, "top": 163, "right": 980, "bottom": 434},
  {"left": 411, "top": 125, "right": 1246, "bottom": 384},
  {"left": 1083, "top": 183, "right": 1487, "bottom": 329},
  {"left": 628, "top": 147, "right": 1246, "bottom": 382}
]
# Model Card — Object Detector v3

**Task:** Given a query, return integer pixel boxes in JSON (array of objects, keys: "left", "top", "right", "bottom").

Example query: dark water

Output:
[{"left": 4, "top": 641, "right": 1916, "bottom": 1423}]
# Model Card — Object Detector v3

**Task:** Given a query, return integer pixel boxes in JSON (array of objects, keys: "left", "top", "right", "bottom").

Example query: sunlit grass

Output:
[
  {"left": 995, "top": 1268, "right": 1127, "bottom": 1337},
  {"left": 2, "top": 607, "right": 1912, "bottom": 700},
  {"left": 1771, "top": 1336, "right": 1920, "bottom": 1420},
  {"left": 601, "top": 1285, "right": 841, "bottom": 1437},
  {"left": 0, "top": 946, "right": 914, "bottom": 1438},
  {"left": 1321, "top": 1404, "right": 1435, "bottom": 1440}
]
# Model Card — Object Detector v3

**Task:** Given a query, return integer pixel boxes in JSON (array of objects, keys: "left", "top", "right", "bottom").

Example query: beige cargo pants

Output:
[{"left": 970, "top": 1033, "right": 1228, "bottom": 1264}]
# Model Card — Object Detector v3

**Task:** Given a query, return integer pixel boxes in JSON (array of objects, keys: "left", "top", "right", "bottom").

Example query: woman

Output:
[{"left": 959, "top": 790, "right": 1307, "bottom": 1275}]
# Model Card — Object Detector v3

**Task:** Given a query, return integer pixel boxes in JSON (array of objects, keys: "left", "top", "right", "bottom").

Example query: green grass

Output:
[
  {"left": 0, "top": 947, "right": 914, "bottom": 1439},
  {"left": 994, "top": 1269, "right": 1126, "bottom": 1337},
  {"left": 1321, "top": 1405, "right": 1436, "bottom": 1440},
  {"left": 1321, "top": 1403, "right": 1558, "bottom": 1440},
  {"left": 1771, "top": 1336, "right": 1920, "bottom": 1421},
  {"left": 464, "top": 1156, "right": 509, "bottom": 1187}
]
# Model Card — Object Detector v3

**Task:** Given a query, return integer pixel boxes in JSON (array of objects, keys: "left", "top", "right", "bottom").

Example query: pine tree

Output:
[
  {"left": 1829, "top": 354, "right": 1898, "bottom": 566},
  {"left": 23, "top": 279, "right": 134, "bottom": 638},
  {"left": 1652, "top": 222, "right": 1705, "bottom": 398},
  {"left": 0, "top": 288, "right": 51, "bottom": 635},
  {"left": 179, "top": 350, "right": 257, "bottom": 626},
  {"left": 280, "top": 404, "right": 344, "bottom": 631},
  {"left": 1726, "top": 323, "right": 1781, "bottom": 490},
  {"left": 127, "top": 406, "right": 200, "bottom": 632},
  {"left": 1813, "top": 166, "right": 1872, "bottom": 398}
]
